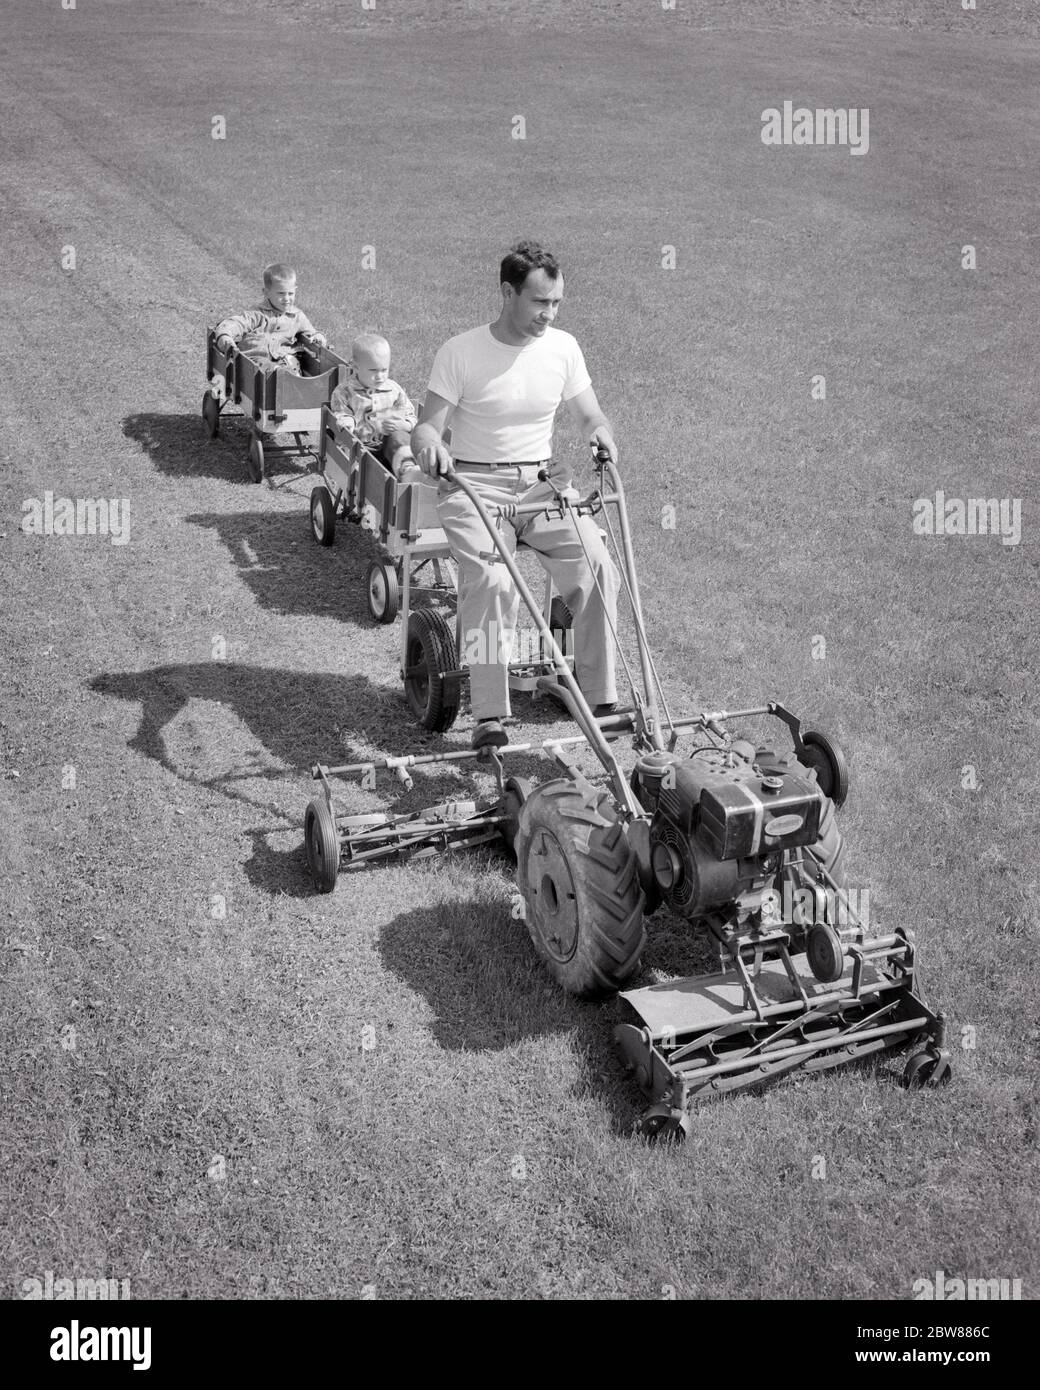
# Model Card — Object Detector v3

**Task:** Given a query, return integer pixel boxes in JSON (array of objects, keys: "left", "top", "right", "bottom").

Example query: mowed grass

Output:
[{"left": 1, "top": 2, "right": 1037, "bottom": 1299}]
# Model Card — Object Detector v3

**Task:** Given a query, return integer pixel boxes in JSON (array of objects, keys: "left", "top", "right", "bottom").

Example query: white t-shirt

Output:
[{"left": 426, "top": 325, "right": 592, "bottom": 462}]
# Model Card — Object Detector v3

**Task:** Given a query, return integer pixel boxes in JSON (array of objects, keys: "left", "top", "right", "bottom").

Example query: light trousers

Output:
[{"left": 437, "top": 468, "right": 620, "bottom": 719}]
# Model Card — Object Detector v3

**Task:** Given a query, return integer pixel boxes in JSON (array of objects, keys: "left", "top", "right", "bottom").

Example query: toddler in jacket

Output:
[{"left": 331, "top": 333, "right": 418, "bottom": 477}]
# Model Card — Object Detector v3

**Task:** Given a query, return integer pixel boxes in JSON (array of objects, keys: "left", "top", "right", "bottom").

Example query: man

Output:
[{"left": 411, "top": 240, "right": 621, "bottom": 749}]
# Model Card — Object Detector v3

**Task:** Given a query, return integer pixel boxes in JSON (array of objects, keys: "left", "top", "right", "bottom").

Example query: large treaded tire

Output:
[
  {"left": 803, "top": 794, "right": 847, "bottom": 891},
  {"left": 799, "top": 730, "right": 849, "bottom": 808},
  {"left": 403, "top": 608, "right": 461, "bottom": 732},
  {"left": 774, "top": 793, "right": 848, "bottom": 966},
  {"left": 515, "top": 778, "right": 646, "bottom": 999}
]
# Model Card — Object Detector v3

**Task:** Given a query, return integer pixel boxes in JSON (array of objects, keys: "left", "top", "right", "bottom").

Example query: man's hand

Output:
[
  {"left": 411, "top": 423, "right": 454, "bottom": 478},
  {"left": 589, "top": 426, "right": 618, "bottom": 467}
]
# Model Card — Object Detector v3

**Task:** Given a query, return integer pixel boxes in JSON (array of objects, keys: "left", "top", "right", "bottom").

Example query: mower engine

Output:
[{"left": 633, "top": 742, "right": 823, "bottom": 936}]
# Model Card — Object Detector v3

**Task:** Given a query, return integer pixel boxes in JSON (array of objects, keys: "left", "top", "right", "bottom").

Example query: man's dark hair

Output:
[{"left": 500, "top": 240, "right": 561, "bottom": 292}]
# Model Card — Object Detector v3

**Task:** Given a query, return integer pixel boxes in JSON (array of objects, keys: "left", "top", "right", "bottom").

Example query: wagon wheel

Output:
[
  {"left": 515, "top": 778, "right": 645, "bottom": 999},
  {"left": 799, "top": 730, "right": 849, "bottom": 808},
  {"left": 202, "top": 389, "right": 220, "bottom": 438},
  {"left": 403, "top": 609, "right": 461, "bottom": 732},
  {"left": 366, "top": 559, "right": 400, "bottom": 624},
  {"left": 247, "top": 434, "right": 265, "bottom": 485},
  {"left": 304, "top": 798, "right": 339, "bottom": 893},
  {"left": 499, "top": 776, "right": 535, "bottom": 858},
  {"left": 310, "top": 486, "right": 336, "bottom": 546}
]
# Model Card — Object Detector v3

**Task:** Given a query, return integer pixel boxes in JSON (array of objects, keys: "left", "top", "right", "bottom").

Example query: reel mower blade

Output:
[{"left": 615, "top": 935, "right": 947, "bottom": 1126}]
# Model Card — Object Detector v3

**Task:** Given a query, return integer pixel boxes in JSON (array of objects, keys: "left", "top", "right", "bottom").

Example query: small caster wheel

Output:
[
  {"left": 637, "top": 1103, "right": 689, "bottom": 1144},
  {"left": 901, "top": 1049, "right": 952, "bottom": 1090},
  {"left": 247, "top": 435, "right": 265, "bottom": 484},
  {"left": 806, "top": 921, "right": 845, "bottom": 984},
  {"left": 799, "top": 730, "right": 849, "bottom": 808},
  {"left": 366, "top": 558, "right": 400, "bottom": 624},
  {"left": 499, "top": 776, "right": 535, "bottom": 858},
  {"left": 305, "top": 798, "right": 339, "bottom": 893},
  {"left": 310, "top": 485, "right": 336, "bottom": 546},
  {"left": 202, "top": 389, "right": 220, "bottom": 438}
]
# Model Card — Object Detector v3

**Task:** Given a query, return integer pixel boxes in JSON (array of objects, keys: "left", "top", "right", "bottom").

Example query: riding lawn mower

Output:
[{"left": 303, "top": 452, "right": 951, "bottom": 1139}]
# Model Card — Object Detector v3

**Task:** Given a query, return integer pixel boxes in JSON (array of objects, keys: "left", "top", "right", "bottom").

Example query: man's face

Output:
[
  {"left": 354, "top": 342, "right": 391, "bottom": 389},
  {"left": 266, "top": 277, "right": 297, "bottom": 312},
  {"left": 503, "top": 269, "right": 563, "bottom": 339}
]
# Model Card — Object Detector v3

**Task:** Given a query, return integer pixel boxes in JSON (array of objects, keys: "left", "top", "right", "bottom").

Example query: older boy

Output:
[{"left": 214, "top": 262, "right": 327, "bottom": 376}]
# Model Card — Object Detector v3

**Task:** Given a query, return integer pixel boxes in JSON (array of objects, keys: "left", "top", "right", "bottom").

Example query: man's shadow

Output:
[
  {"left": 122, "top": 412, "right": 318, "bottom": 486},
  {"left": 89, "top": 660, "right": 552, "bottom": 893}
]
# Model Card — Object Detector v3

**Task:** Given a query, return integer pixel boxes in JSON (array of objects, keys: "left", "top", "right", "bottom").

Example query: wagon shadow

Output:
[
  {"left": 378, "top": 898, "right": 643, "bottom": 1136},
  {"left": 186, "top": 509, "right": 377, "bottom": 625},
  {"left": 122, "top": 411, "right": 316, "bottom": 486}
]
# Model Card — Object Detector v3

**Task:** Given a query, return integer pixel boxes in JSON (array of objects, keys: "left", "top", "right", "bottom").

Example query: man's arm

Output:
[
  {"left": 565, "top": 385, "right": 618, "bottom": 465},
  {"left": 411, "top": 391, "right": 456, "bottom": 477}
]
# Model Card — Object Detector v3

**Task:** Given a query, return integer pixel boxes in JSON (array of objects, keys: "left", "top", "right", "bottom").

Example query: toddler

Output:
[{"left": 331, "top": 333, "right": 418, "bottom": 477}]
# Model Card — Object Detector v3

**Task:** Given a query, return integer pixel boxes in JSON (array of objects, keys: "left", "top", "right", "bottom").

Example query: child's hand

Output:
[
  {"left": 334, "top": 413, "right": 356, "bottom": 431},
  {"left": 309, "top": 332, "right": 328, "bottom": 348},
  {"left": 216, "top": 335, "right": 235, "bottom": 353}
]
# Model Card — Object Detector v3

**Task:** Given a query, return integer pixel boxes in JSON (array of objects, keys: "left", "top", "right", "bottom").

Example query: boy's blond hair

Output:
[
  {"left": 351, "top": 332, "right": 390, "bottom": 362},
  {"left": 263, "top": 262, "right": 297, "bottom": 287}
]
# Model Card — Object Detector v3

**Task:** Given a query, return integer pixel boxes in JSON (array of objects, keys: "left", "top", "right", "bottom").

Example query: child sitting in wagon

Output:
[
  {"left": 213, "top": 262, "right": 328, "bottom": 382},
  {"left": 331, "top": 332, "right": 418, "bottom": 478}
]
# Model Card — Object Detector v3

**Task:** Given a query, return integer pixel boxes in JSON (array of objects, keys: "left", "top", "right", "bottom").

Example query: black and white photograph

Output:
[{"left": 2, "top": 0, "right": 1035, "bottom": 1342}]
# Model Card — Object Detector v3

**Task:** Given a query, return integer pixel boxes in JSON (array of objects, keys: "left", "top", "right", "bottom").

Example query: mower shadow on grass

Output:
[
  {"left": 377, "top": 894, "right": 643, "bottom": 1137},
  {"left": 122, "top": 412, "right": 313, "bottom": 487},
  {"left": 240, "top": 828, "right": 320, "bottom": 900}
]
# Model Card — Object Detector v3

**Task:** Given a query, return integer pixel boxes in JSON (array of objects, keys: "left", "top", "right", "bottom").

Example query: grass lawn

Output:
[{"left": 0, "top": 0, "right": 1036, "bottom": 1299}]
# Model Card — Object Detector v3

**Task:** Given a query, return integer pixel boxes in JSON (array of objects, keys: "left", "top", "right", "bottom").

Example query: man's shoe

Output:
[
  {"left": 592, "top": 703, "right": 618, "bottom": 719},
  {"left": 472, "top": 718, "right": 509, "bottom": 750}
]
